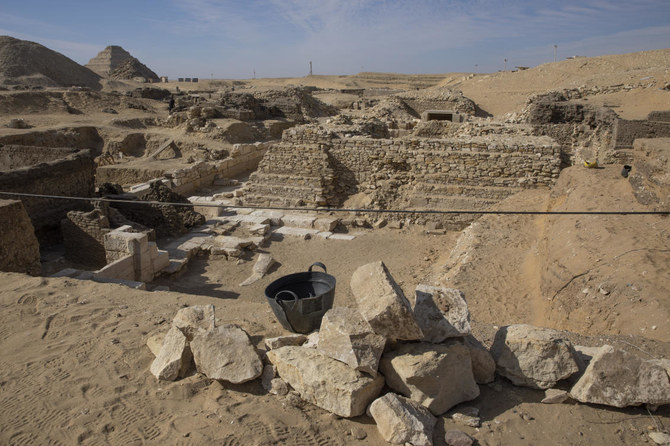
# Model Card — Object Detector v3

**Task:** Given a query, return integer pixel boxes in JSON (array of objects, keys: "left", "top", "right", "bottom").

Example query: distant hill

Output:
[{"left": 0, "top": 36, "right": 101, "bottom": 89}]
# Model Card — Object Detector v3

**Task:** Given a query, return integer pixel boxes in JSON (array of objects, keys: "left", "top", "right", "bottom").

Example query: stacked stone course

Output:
[{"left": 244, "top": 125, "right": 561, "bottom": 227}]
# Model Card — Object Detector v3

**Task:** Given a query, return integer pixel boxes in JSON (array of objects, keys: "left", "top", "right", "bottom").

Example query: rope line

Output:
[{"left": 1, "top": 191, "right": 668, "bottom": 216}]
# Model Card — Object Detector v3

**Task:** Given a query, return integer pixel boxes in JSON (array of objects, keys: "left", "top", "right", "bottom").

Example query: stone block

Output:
[
  {"left": 369, "top": 393, "right": 437, "bottom": 446},
  {"left": 379, "top": 340, "right": 479, "bottom": 415},
  {"left": 150, "top": 326, "right": 192, "bottom": 381},
  {"left": 190, "top": 324, "right": 263, "bottom": 384},
  {"left": 267, "top": 346, "right": 384, "bottom": 417},
  {"left": 317, "top": 307, "right": 386, "bottom": 376},
  {"left": 350, "top": 261, "right": 423, "bottom": 342},
  {"left": 491, "top": 324, "right": 581, "bottom": 390},
  {"left": 413, "top": 285, "right": 471, "bottom": 342},
  {"left": 282, "top": 214, "right": 317, "bottom": 228},
  {"left": 173, "top": 305, "right": 215, "bottom": 340},
  {"left": 570, "top": 345, "right": 670, "bottom": 408},
  {"left": 314, "top": 217, "right": 339, "bottom": 232}
]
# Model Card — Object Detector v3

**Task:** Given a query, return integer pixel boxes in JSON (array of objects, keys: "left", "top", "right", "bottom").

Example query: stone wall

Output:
[
  {"left": 244, "top": 125, "right": 561, "bottom": 228},
  {"left": 0, "top": 199, "right": 40, "bottom": 275},
  {"left": 0, "top": 127, "right": 103, "bottom": 152},
  {"left": 96, "top": 142, "right": 269, "bottom": 196},
  {"left": 0, "top": 145, "right": 77, "bottom": 171},
  {"left": 647, "top": 111, "right": 670, "bottom": 122},
  {"left": 613, "top": 119, "right": 670, "bottom": 149},
  {"left": 61, "top": 209, "right": 110, "bottom": 268},
  {"left": 0, "top": 149, "right": 96, "bottom": 243}
]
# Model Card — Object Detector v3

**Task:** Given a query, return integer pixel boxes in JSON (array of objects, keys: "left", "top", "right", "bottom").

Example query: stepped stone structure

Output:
[
  {"left": 243, "top": 125, "right": 561, "bottom": 228},
  {"left": 86, "top": 46, "right": 134, "bottom": 77}
]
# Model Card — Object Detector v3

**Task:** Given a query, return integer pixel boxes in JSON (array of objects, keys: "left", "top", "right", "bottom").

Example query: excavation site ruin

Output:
[{"left": 0, "top": 35, "right": 669, "bottom": 446}]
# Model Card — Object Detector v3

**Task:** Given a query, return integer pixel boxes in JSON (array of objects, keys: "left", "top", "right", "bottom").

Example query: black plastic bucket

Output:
[{"left": 265, "top": 262, "right": 336, "bottom": 334}]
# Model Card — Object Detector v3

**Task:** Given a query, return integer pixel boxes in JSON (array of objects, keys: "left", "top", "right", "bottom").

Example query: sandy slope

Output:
[{"left": 440, "top": 165, "right": 670, "bottom": 342}]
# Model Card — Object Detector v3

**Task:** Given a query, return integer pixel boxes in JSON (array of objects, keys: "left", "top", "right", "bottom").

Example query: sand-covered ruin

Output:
[{"left": 0, "top": 36, "right": 669, "bottom": 445}]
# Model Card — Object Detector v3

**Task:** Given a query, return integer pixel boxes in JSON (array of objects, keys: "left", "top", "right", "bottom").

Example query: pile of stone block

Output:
[{"left": 147, "top": 261, "right": 670, "bottom": 445}]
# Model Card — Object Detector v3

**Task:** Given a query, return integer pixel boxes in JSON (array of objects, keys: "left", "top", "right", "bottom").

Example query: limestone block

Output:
[
  {"left": 150, "top": 326, "right": 192, "bottom": 381},
  {"left": 379, "top": 341, "right": 480, "bottom": 415},
  {"left": 463, "top": 335, "right": 496, "bottom": 384},
  {"left": 317, "top": 307, "right": 386, "bottom": 376},
  {"left": 314, "top": 217, "right": 339, "bottom": 232},
  {"left": 248, "top": 223, "right": 270, "bottom": 236},
  {"left": 542, "top": 389, "right": 570, "bottom": 404},
  {"left": 327, "top": 233, "right": 356, "bottom": 241},
  {"left": 491, "top": 324, "right": 580, "bottom": 389},
  {"left": 146, "top": 330, "right": 167, "bottom": 357},
  {"left": 350, "top": 261, "right": 423, "bottom": 342},
  {"left": 250, "top": 210, "right": 283, "bottom": 226},
  {"left": 154, "top": 250, "right": 170, "bottom": 273},
  {"left": 190, "top": 324, "right": 263, "bottom": 384},
  {"left": 369, "top": 393, "right": 437, "bottom": 446},
  {"left": 570, "top": 345, "right": 670, "bottom": 408},
  {"left": 282, "top": 214, "right": 317, "bottom": 228},
  {"left": 413, "top": 285, "right": 471, "bottom": 342},
  {"left": 215, "top": 235, "right": 258, "bottom": 250},
  {"left": 267, "top": 346, "right": 385, "bottom": 417},
  {"left": 265, "top": 334, "right": 307, "bottom": 350},
  {"left": 172, "top": 305, "right": 215, "bottom": 341},
  {"left": 240, "top": 253, "right": 276, "bottom": 286},
  {"left": 444, "top": 430, "right": 474, "bottom": 446}
]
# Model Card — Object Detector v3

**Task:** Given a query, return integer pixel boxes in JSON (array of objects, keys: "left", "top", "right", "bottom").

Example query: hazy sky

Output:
[{"left": 1, "top": 0, "right": 669, "bottom": 79}]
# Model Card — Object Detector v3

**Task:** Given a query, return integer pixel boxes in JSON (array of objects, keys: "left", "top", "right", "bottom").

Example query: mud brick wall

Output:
[
  {"left": 647, "top": 111, "right": 670, "bottom": 123},
  {"left": 0, "top": 199, "right": 41, "bottom": 275},
  {"left": 61, "top": 209, "right": 110, "bottom": 268},
  {"left": 0, "top": 145, "right": 77, "bottom": 171},
  {"left": 613, "top": 119, "right": 670, "bottom": 149},
  {"left": 0, "top": 149, "right": 96, "bottom": 243}
]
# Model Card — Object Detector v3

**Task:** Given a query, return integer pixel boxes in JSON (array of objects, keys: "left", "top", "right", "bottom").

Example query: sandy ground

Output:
[{"left": 1, "top": 228, "right": 669, "bottom": 445}]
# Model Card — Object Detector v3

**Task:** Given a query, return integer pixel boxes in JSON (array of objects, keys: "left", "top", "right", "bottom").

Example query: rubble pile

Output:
[{"left": 147, "top": 260, "right": 670, "bottom": 445}]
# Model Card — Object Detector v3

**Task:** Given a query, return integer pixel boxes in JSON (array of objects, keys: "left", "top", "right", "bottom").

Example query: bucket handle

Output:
[
  {"left": 308, "top": 262, "right": 327, "bottom": 273},
  {"left": 275, "top": 290, "right": 300, "bottom": 333},
  {"left": 275, "top": 290, "right": 299, "bottom": 311}
]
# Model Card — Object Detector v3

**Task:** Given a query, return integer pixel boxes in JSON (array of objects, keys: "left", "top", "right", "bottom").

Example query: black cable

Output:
[{"left": 1, "top": 191, "right": 668, "bottom": 216}]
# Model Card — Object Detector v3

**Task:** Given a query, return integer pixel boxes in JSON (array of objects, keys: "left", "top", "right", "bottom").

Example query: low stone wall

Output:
[
  {"left": 0, "top": 199, "right": 41, "bottom": 275},
  {"left": 96, "top": 142, "right": 269, "bottom": 196},
  {"left": 0, "top": 149, "right": 96, "bottom": 243}
]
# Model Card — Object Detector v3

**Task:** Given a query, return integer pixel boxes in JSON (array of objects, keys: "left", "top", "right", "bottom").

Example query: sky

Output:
[{"left": 1, "top": 0, "right": 669, "bottom": 79}]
